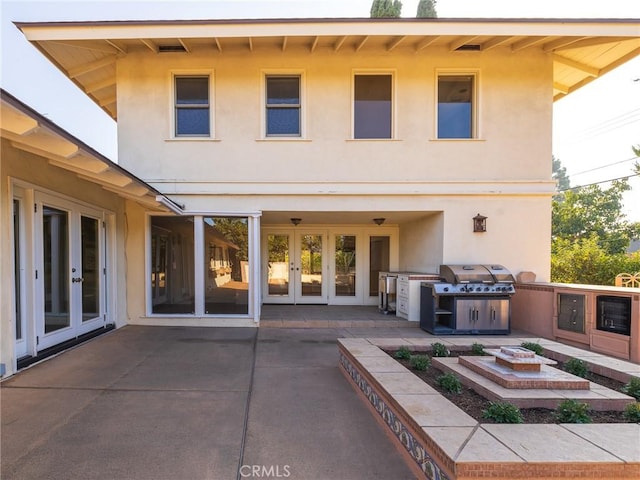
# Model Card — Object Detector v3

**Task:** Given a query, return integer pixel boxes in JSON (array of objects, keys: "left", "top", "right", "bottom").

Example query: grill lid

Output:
[{"left": 439, "top": 264, "right": 515, "bottom": 284}]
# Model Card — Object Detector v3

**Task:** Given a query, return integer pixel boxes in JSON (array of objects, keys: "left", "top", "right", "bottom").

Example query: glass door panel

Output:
[
  {"left": 43, "top": 205, "right": 70, "bottom": 334},
  {"left": 300, "top": 234, "right": 323, "bottom": 298},
  {"left": 80, "top": 216, "right": 100, "bottom": 322},
  {"left": 267, "top": 234, "right": 290, "bottom": 296},
  {"left": 335, "top": 235, "right": 356, "bottom": 297}
]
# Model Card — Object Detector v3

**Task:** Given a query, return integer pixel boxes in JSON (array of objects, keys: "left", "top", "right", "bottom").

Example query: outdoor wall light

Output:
[
  {"left": 373, "top": 218, "right": 386, "bottom": 226},
  {"left": 290, "top": 218, "right": 302, "bottom": 226},
  {"left": 473, "top": 213, "right": 487, "bottom": 232}
]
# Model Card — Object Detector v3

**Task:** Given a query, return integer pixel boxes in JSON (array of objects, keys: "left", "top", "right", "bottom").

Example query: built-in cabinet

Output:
[{"left": 396, "top": 273, "right": 439, "bottom": 321}]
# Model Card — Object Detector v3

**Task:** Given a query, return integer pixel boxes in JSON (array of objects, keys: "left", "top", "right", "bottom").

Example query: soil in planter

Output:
[{"left": 385, "top": 349, "right": 633, "bottom": 424}]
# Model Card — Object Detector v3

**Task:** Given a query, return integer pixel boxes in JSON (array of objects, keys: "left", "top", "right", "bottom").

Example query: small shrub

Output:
[
  {"left": 394, "top": 345, "right": 412, "bottom": 360},
  {"left": 409, "top": 354, "right": 431, "bottom": 371},
  {"left": 563, "top": 358, "right": 589, "bottom": 378},
  {"left": 520, "top": 341, "right": 544, "bottom": 356},
  {"left": 482, "top": 402, "right": 524, "bottom": 424},
  {"left": 554, "top": 399, "right": 592, "bottom": 423},
  {"left": 621, "top": 377, "right": 640, "bottom": 401},
  {"left": 431, "top": 342, "right": 450, "bottom": 357},
  {"left": 623, "top": 402, "right": 640, "bottom": 422},
  {"left": 471, "top": 342, "right": 485, "bottom": 355},
  {"left": 436, "top": 373, "right": 462, "bottom": 394}
]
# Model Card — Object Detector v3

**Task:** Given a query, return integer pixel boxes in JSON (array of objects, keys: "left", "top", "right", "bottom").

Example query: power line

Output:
[
  {"left": 571, "top": 155, "right": 639, "bottom": 177},
  {"left": 558, "top": 173, "right": 640, "bottom": 192}
]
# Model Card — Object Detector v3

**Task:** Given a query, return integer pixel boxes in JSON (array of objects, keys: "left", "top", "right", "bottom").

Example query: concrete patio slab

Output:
[
  {"left": 370, "top": 372, "right": 439, "bottom": 395},
  {"left": 393, "top": 394, "right": 478, "bottom": 427},
  {"left": 456, "top": 427, "right": 524, "bottom": 463},
  {"left": 562, "top": 424, "right": 640, "bottom": 463}
]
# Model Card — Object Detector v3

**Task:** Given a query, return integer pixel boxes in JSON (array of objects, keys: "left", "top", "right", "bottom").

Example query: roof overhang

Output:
[
  {"left": 0, "top": 88, "right": 180, "bottom": 212},
  {"left": 16, "top": 17, "right": 640, "bottom": 119}
]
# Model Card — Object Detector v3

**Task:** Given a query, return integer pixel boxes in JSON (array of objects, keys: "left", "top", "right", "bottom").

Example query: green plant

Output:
[
  {"left": 436, "top": 373, "right": 462, "bottom": 394},
  {"left": 409, "top": 354, "right": 431, "bottom": 371},
  {"left": 563, "top": 358, "right": 589, "bottom": 378},
  {"left": 482, "top": 402, "right": 524, "bottom": 424},
  {"left": 621, "top": 377, "right": 640, "bottom": 401},
  {"left": 554, "top": 399, "right": 592, "bottom": 423},
  {"left": 623, "top": 402, "right": 640, "bottom": 422},
  {"left": 394, "top": 345, "right": 412, "bottom": 360},
  {"left": 520, "top": 341, "right": 544, "bottom": 356},
  {"left": 471, "top": 343, "right": 485, "bottom": 355},
  {"left": 431, "top": 342, "right": 450, "bottom": 357}
]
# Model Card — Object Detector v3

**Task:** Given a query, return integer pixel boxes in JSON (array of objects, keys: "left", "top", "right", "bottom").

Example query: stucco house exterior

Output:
[{"left": 2, "top": 17, "right": 638, "bottom": 377}]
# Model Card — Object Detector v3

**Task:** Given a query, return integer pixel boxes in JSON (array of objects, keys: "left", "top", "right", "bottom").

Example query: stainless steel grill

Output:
[{"left": 420, "top": 264, "right": 515, "bottom": 335}]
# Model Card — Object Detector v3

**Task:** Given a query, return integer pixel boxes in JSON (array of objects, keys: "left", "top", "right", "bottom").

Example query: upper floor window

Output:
[
  {"left": 175, "top": 76, "right": 210, "bottom": 136},
  {"left": 437, "top": 74, "right": 475, "bottom": 139},
  {"left": 353, "top": 74, "right": 393, "bottom": 139},
  {"left": 266, "top": 75, "right": 301, "bottom": 136}
]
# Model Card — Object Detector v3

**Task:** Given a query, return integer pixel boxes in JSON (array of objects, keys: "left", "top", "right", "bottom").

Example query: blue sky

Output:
[{"left": 2, "top": 0, "right": 639, "bottom": 219}]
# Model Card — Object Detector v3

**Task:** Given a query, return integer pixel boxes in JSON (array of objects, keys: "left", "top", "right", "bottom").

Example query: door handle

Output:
[{"left": 72, "top": 277, "right": 84, "bottom": 283}]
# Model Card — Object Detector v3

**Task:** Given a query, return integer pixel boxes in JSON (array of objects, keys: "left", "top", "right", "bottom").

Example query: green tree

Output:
[
  {"left": 552, "top": 156, "right": 570, "bottom": 195},
  {"left": 552, "top": 179, "right": 637, "bottom": 255},
  {"left": 370, "top": 0, "right": 402, "bottom": 18},
  {"left": 633, "top": 144, "right": 640, "bottom": 175},
  {"left": 416, "top": 0, "right": 437, "bottom": 18}
]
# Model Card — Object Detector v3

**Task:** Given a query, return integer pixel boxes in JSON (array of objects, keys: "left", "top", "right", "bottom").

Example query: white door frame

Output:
[{"left": 34, "top": 192, "right": 106, "bottom": 351}]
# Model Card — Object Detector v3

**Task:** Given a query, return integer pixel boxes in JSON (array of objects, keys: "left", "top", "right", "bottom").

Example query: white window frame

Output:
[
  {"left": 260, "top": 69, "right": 306, "bottom": 140},
  {"left": 169, "top": 70, "right": 215, "bottom": 140},
  {"left": 435, "top": 69, "right": 480, "bottom": 140},
  {"left": 351, "top": 69, "right": 397, "bottom": 140}
]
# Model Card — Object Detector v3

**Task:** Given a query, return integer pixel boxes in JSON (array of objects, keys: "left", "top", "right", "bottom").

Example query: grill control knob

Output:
[
  {"left": 443, "top": 287, "right": 449, "bottom": 292},
  {"left": 485, "top": 287, "right": 490, "bottom": 292}
]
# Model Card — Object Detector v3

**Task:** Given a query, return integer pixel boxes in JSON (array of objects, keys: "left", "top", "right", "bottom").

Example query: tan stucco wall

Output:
[
  {"left": 0, "top": 138, "right": 130, "bottom": 377},
  {"left": 114, "top": 45, "right": 554, "bottom": 283}
]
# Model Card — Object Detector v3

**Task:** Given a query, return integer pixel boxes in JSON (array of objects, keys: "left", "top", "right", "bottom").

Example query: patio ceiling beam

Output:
[
  {"left": 98, "top": 95, "right": 117, "bottom": 107},
  {"left": 481, "top": 35, "right": 515, "bottom": 51},
  {"left": 105, "top": 39, "right": 127, "bottom": 54},
  {"left": 355, "top": 36, "right": 368, "bottom": 52},
  {"left": 178, "top": 38, "right": 190, "bottom": 52},
  {"left": 555, "top": 36, "right": 634, "bottom": 50},
  {"left": 553, "top": 54, "right": 600, "bottom": 77},
  {"left": 48, "top": 40, "right": 119, "bottom": 54},
  {"left": 334, "top": 35, "right": 347, "bottom": 52},
  {"left": 511, "top": 36, "right": 549, "bottom": 52},
  {"left": 449, "top": 36, "right": 478, "bottom": 51},
  {"left": 248, "top": 37, "right": 253, "bottom": 52},
  {"left": 310, "top": 36, "right": 319, "bottom": 53},
  {"left": 140, "top": 38, "right": 158, "bottom": 53},
  {"left": 68, "top": 55, "right": 116, "bottom": 78},
  {"left": 386, "top": 35, "right": 406, "bottom": 51},
  {"left": 282, "top": 36, "right": 288, "bottom": 52},
  {"left": 553, "top": 81, "right": 570, "bottom": 94},
  {"left": 84, "top": 77, "right": 116, "bottom": 94},
  {"left": 414, "top": 35, "right": 438, "bottom": 52},
  {"left": 543, "top": 36, "right": 588, "bottom": 52},
  {"left": 213, "top": 37, "right": 223, "bottom": 52}
]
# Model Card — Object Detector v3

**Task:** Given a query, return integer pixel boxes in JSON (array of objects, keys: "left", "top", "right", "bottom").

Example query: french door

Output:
[
  {"left": 35, "top": 193, "right": 106, "bottom": 351},
  {"left": 263, "top": 230, "right": 328, "bottom": 304}
]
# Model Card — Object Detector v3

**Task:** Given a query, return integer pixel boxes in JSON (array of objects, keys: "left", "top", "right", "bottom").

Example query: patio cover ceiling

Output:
[
  {"left": 1, "top": 89, "right": 175, "bottom": 211},
  {"left": 16, "top": 18, "right": 640, "bottom": 120}
]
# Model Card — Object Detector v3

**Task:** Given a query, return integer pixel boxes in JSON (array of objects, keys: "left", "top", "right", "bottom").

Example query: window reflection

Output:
[{"left": 335, "top": 235, "right": 356, "bottom": 296}]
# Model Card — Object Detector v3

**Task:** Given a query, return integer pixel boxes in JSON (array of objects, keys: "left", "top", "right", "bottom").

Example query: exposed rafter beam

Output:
[
  {"left": 105, "top": 39, "right": 127, "bottom": 54},
  {"left": 386, "top": 36, "right": 406, "bottom": 52},
  {"left": 98, "top": 95, "right": 117, "bottom": 107},
  {"left": 9, "top": 140, "right": 79, "bottom": 163},
  {"left": 178, "top": 38, "right": 190, "bottom": 53},
  {"left": 553, "top": 81, "right": 570, "bottom": 94},
  {"left": 511, "top": 36, "right": 549, "bottom": 52},
  {"left": 282, "top": 36, "right": 288, "bottom": 52},
  {"left": 334, "top": 35, "right": 346, "bottom": 52},
  {"left": 553, "top": 54, "right": 600, "bottom": 77},
  {"left": 140, "top": 39, "right": 158, "bottom": 53},
  {"left": 77, "top": 170, "right": 133, "bottom": 188},
  {"left": 214, "top": 37, "right": 223, "bottom": 52},
  {"left": 355, "top": 36, "right": 368, "bottom": 52},
  {"left": 68, "top": 56, "right": 116, "bottom": 79},
  {"left": 85, "top": 77, "right": 116, "bottom": 94},
  {"left": 414, "top": 36, "right": 438, "bottom": 52},
  {"left": 543, "top": 36, "right": 588, "bottom": 52},
  {"left": 481, "top": 36, "right": 515, "bottom": 51},
  {"left": 556, "top": 36, "right": 633, "bottom": 50},
  {"left": 449, "top": 36, "right": 479, "bottom": 52},
  {"left": 102, "top": 186, "right": 162, "bottom": 209},
  {"left": 310, "top": 36, "right": 319, "bottom": 53},
  {"left": 248, "top": 37, "right": 253, "bottom": 52},
  {"left": 49, "top": 40, "right": 118, "bottom": 55}
]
